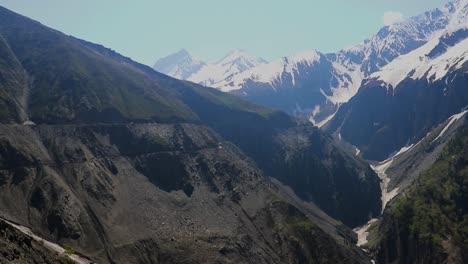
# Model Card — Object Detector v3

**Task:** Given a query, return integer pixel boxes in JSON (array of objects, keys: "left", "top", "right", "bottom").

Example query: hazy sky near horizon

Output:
[{"left": 0, "top": 0, "right": 450, "bottom": 65}]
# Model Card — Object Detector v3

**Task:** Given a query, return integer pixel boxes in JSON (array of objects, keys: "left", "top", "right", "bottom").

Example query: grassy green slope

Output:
[{"left": 0, "top": 6, "right": 285, "bottom": 126}]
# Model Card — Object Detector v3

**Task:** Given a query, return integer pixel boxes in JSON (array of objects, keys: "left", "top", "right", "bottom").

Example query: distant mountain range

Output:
[
  {"left": 154, "top": 0, "right": 468, "bottom": 127},
  {"left": 153, "top": 49, "right": 206, "bottom": 80},
  {"left": 154, "top": 49, "right": 267, "bottom": 91}
]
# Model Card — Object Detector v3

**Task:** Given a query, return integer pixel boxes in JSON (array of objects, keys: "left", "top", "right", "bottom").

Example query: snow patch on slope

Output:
[
  {"left": 371, "top": 159, "right": 399, "bottom": 212},
  {"left": 432, "top": 109, "right": 468, "bottom": 143},
  {"left": 1, "top": 218, "right": 91, "bottom": 264},
  {"left": 326, "top": 62, "right": 364, "bottom": 104},
  {"left": 354, "top": 218, "right": 378, "bottom": 247},
  {"left": 315, "top": 105, "right": 341, "bottom": 128}
]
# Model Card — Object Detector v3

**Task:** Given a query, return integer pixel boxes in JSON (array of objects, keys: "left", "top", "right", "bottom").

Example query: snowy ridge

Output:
[
  {"left": 370, "top": 27, "right": 468, "bottom": 89},
  {"left": 188, "top": 49, "right": 267, "bottom": 91},
  {"left": 339, "top": 0, "right": 467, "bottom": 73},
  {"left": 154, "top": 49, "right": 267, "bottom": 92},
  {"left": 153, "top": 49, "right": 206, "bottom": 80},
  {"left": 220, "top": 49, "right": 323, "bottom": 91},
  {"left": 153, "top": 0, "right": 467, "bottom": 126}
]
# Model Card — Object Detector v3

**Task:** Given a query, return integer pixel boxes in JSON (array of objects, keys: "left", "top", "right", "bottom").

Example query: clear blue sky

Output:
[{"left": 0, "top": 0, "right": 450, "bottom": 65}]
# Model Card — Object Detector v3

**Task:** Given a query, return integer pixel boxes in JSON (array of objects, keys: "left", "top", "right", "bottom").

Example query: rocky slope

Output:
[
  {"left": 366, "top": 119, "right": 468, "bottom": 263},
  {"left": 0, "top": 219, "right": 77, "bottom": 264},
  {"left": 0, "top": 6, "right": 379, "bottom": 263},
  {"left": 0, "top": 123, "right": 373, "bottom": 263}
]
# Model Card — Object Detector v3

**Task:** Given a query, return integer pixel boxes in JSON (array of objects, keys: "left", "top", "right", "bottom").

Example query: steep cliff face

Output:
[{"left": 367, "top": 122, "right": 468, "bottom": 264}]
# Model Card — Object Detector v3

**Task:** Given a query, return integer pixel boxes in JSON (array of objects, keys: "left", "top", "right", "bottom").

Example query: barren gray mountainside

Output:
[{"left": 0, "top": 6, "right": 379, "bottom": 263}]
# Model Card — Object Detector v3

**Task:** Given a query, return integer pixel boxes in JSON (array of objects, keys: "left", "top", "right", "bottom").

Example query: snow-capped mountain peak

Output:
[
  {"left": 210, "top": 49, "right": 324, "bottom": 92},
  {"left": 216, "top": 49, "right": 267, "bottom": 67},
  {"left": 153, "top": 49, "right": 206, "bottom": 80},
  {"left": 289, "top": 49, "right": 321, "bottom": 64},
  {"left": 186, "top": 50, "right": 268, "bottom": 91},
  {"left": 151, "top": 0, "right": 468, "bottom": 127},
  {"left": 153, "top": 49, "right": 267, "bottom": 91}
]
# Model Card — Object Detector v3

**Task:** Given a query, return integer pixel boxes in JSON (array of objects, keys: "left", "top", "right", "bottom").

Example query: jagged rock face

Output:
[{"left": 0, "top": 220, "right": 74, "bottom": 264}]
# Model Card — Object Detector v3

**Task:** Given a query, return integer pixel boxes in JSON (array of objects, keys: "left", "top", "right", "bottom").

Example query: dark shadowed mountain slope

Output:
[
  {"left": 0, "top": 6, "right": 379, "bottom": 263},
  {"left": 366, "top": 119, "right": 468, "bottom": 264}
]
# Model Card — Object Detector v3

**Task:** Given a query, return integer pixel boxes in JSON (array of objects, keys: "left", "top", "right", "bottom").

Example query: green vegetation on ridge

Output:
[{"left": 375, "top": 121, "right": 468, "bottom": 263}]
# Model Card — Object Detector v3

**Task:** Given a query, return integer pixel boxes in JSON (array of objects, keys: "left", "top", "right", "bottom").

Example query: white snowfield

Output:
[
  {"left": 371, "top": 28, "right": 468, "bottom": 89},
  {"left": 2, "top": 218, "right": 92, "bottom": 264}
]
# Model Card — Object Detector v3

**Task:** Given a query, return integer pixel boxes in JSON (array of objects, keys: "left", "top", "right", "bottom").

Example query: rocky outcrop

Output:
[{"left": 0, "top": 219, "right": 75, "bottom": 264}]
